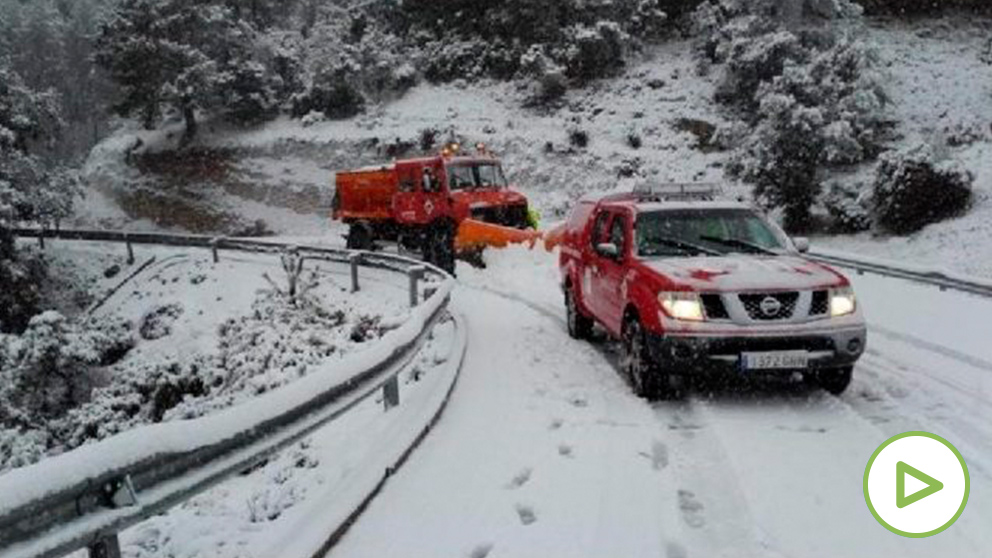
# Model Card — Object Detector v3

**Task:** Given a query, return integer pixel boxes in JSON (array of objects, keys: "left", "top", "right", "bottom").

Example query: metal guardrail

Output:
[
  {"left": 808, "top": 250, "right": 992, "bottom": 299},
  {"left": 1, "top": 228, "right": 457, "bottom": 558}
]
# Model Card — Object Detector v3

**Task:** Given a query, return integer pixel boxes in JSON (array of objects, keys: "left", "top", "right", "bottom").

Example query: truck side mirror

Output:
[
  {"left": 596, "top": 242, "right": 620, "bottom": 259},
  {"left": 793, "top": 237, "right": 810, "bottom": 253}
]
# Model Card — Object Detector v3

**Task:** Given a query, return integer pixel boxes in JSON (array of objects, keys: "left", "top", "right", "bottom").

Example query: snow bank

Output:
[{"left": 0, "top": 268, "right": 453, "bottom": 518}]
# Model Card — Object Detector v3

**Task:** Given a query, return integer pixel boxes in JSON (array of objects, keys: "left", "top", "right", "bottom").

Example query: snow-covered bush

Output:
[
  {"left": 822, "top": 181, "right": 871, "bottom": 233},
  {"left": 0, "top": 312, "right": 133, "bottom": 423},
  {"left": 691, "top": 0, "right": 888, "bottom": 232},
  {"left": 563, "top": 22, "right": 629, "bottom": 82},
  {"left": 871, "top": 143, "right": 974, "bottom": 234},
  {"left": 520, "top": 45, "right": 568, "bottom": 106},
  {"left": 728, "top": 93, "right": 825, "bottom": 231}
]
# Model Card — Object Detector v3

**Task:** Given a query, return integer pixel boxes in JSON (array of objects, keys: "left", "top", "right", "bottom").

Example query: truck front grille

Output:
[
  {"left": 739, "top": 292, "right": 799, "bottom": 321},
  {"left": 809, "top": 290, "right": 829, "bottom": 316}
]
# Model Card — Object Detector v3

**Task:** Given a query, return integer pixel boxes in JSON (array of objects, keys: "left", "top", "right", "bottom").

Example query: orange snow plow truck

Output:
[{"left": 332, "top": 145, "right": 539, "bottom": 274}]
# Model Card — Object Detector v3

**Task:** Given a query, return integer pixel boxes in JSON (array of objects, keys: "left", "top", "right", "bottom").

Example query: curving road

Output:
[{"left": 330, "top": 251, "right": 992, "bottom": 558}]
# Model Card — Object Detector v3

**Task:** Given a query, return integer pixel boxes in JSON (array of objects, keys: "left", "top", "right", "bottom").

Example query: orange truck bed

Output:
[{"left": 333, "top": 166, "right": 397, "bottom": 221}]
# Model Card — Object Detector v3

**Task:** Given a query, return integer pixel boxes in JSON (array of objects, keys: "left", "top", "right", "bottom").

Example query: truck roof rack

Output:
[{"left": 631, "top": 183, "right": 723, "bottom": 202}]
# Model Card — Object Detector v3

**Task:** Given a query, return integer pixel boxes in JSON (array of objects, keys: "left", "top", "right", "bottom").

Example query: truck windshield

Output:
[
  {"left": 636, "top": 209, "right": 787, "bottom": 257},
  {"left": 446, "top": 163, "right": 508, "bottom": 190}
]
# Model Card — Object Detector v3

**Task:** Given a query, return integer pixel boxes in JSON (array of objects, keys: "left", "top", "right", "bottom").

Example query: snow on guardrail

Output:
[
  {"left": 809, "top": 248, "right": 992, "bottom": 298},
  {"left": 0, "top": 228, "right": 458, "bottom": 558}
]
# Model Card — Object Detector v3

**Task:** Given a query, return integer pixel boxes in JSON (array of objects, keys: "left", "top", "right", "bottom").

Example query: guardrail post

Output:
[
  {"left": 38, "top": 231, "right": 45, "bottom": 250},
  {"left": 87, "top": 475, "right": 137, "bottom": 558},
  {"left": 210, "top": 237, "right": 221, "bottom": 263},
  {"left": 88, "top": 535, "right": 122, "bottom": 558},
  {"left": 408, "top": 266, "right": 426, "bottom": 308},
  {"left": 349, "top": 253, "right": 362, "bottom": 293},
  {"left": 383, "top": 375, "right": 400, "bottom": 410},
  {"left": 124, "top": 233, "right": 135, "bottom": 265}
]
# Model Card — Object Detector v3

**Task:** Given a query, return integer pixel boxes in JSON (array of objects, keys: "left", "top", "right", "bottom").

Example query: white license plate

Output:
[{"left": 740, "top": 351, "right": 810, "bottom": 370}]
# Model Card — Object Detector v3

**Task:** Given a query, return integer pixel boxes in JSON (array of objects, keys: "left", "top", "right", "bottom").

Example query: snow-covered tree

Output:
[
  {"left": 1, "top": 65, "right": 79, "bottom": 332},
  {"left": 95, "top": 0, "right": 282, "bottom": 143},
  {"left": 692, "top": 0, "right": 888, "bottom": 232}
]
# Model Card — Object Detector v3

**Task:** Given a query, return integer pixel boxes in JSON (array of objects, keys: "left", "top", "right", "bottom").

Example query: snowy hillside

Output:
[
  {"left": 76, "top": 16, "right": 992, "bottom": 278},
  {"left": 814, "top": 17, "right": 992, "bottom": 277}
]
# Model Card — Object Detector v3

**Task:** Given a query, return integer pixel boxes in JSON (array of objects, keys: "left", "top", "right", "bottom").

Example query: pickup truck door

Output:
[{"left": 590, "top": 212, "right": 630, "bottom": 335}]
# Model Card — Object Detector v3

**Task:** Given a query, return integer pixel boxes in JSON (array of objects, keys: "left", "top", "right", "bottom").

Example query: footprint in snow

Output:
[
  {"left": 506, "top": 468, "right": 532, "bottom": 490},
  {"left": 644, "top": 440, "right": 668, "bottom": 470},
  {"left": 469, "top": 543, "right": 494, "bottom": 558},
  {"left": 558, "top": 444, "right": 574, "bottom": 458},
  {"left": 569, "top": 396, "right": 589, "bottom": 408},
  {"left": 549, "top": 418, "right": 564, "bottom": 430},
  {"left": 665, "top": 541, "right": 688, "bottom": 558},
  {"left": 678, "top": 489, "right": 706, "bottom": 529},
  {"left": 515, "top": 504, "right": 537, "bottom": 526}
]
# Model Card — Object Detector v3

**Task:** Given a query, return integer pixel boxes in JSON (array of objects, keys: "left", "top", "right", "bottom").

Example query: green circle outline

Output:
[{"left": 863, "top": 431, "right": 970, "bottom": 538}]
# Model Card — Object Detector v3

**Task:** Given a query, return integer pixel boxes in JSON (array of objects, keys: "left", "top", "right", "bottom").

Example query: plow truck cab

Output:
[{"left": 332, "top": 145, "right": 533, "bottom": 274}]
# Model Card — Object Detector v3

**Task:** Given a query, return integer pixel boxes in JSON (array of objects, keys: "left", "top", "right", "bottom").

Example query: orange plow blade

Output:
[{"left": 455, "top": 219, "right": 543, "bottom": 252}]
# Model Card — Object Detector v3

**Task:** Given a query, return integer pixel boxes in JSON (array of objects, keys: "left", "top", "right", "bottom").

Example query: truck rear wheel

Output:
[
  {"left": 565, "top": 285, "right": 593, "bottom": 340},
  {"left": 346, "top": 222, "right": 374, "bottom": 250}
]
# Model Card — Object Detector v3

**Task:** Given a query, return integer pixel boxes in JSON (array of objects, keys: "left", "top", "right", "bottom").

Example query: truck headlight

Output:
[
  {"left": 830, "top": 286, "right": 857, "bottom": 317},
  {"left": 659, "top": 292, "right": 704, "bottom": 321}
]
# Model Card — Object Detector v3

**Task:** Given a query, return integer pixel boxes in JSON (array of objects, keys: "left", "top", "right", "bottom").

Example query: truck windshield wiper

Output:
[
  {"left": 699, "top": 235, "right": 776, "bottom": 255},
  {"left": 642, "top": 236, "right": 722, "bottom": 257}
]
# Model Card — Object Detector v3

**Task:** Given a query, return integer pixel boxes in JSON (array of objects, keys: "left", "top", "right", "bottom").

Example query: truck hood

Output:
[{"left": 643, "top": 254, "right": 847, "bottom": 292}]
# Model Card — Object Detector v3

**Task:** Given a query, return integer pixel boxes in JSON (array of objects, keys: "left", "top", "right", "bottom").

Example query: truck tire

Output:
[
  {"left": 565, "top": 285, "right": 593, "bottom": 340},
  {"left": 346, "top": 222, "right": 373, "bottom": 250},
  {"left": 426, "top": 221, "right": 456, "bottom": 275},
  {"left": 815, "top": 366, "right": 853, "bottom": 395},
  {"left": 621, "top": 316, "right": 680, "bottom": 401}
]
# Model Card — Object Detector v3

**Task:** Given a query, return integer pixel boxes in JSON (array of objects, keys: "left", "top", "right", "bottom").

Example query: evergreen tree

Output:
[
  {"left": 95, "top": 0, "right": 279, "bottom": 144},
  {"left": 0, "top": 65, "right": 78, "bottom": 333}
]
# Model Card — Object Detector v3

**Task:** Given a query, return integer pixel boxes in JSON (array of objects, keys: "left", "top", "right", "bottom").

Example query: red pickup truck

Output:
[{"left": 559, "top": 185, "right": 867, "bottom": 399}]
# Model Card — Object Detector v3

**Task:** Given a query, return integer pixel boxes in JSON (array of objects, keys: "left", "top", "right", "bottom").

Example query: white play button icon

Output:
[{"left": 864, "top": 432, "right": 969, "bottom": 537}]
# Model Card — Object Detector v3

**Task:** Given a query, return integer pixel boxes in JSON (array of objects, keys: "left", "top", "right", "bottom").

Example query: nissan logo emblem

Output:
[{"left": 760, "top": 296, "right": 782, "bottom": 317}]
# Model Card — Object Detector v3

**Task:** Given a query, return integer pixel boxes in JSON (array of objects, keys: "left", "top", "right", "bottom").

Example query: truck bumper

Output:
[{"left": 644, "top": 327, "right": 867, "bottom": 375}]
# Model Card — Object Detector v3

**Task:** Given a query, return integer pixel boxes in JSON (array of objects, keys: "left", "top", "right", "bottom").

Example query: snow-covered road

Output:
[{"left": 330, "top": 248, "right": 992, "bottom": 558}]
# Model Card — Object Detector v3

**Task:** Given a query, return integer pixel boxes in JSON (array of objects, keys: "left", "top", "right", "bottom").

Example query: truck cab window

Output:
[
  {"left": 590, "top": 210, "right": 611, "bottom": 251},
  {"left": 422, "top": 168, "right": 438, "bottom": 192},
  {"left": 448, "top": 165, "right": 475, "bottom": 190}
]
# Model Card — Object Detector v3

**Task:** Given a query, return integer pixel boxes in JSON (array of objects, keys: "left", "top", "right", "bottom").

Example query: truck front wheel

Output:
[
  {"left": 425, "top": 221, "right": 456, "bottom": 275},
  {"left": 815, "top": 366, "right": 853, "bottom": 395},
  {"left": 621, "top": 317, "right": 680, "bottom": 401},
  {"left": 346, "top": 223, "right": 373, "bottom": 250}
]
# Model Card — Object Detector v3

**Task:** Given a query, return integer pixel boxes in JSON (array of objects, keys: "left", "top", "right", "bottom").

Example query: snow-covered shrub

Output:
[
  {"left": 691, "top": 0, "right": 887, "bottom": 231},
  {"left": 520, "top": 45, "right": 568, "bottom": 106},
  {"left": 292, "top": 70, "right": 365, "bottom": 120},
  {"left": 222, "top": 61, "right": 283, "bottom": 125},
  {"left": 568, "top": 128, "right": 590, "bottom": 149},
  {"left": 822, "top": 181, "right": 871, "bottom": 233},
  {"left": 728, "top": 93, "right": 824, "bottom": 231},
  {"left": 139, "top": 303, "right": 184, "bottom": 340},
  {"left": 300, "top": 111, "right": 326, "bottom": 128},
  {"left": 871, "top": 143, "right": 974, "bottom": 234},
  {"left": 0, "top": 312, "right": 133, "bottom": 422},
  {"left": 562, "top": 22, "right": 629, "bottom": 82}
]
